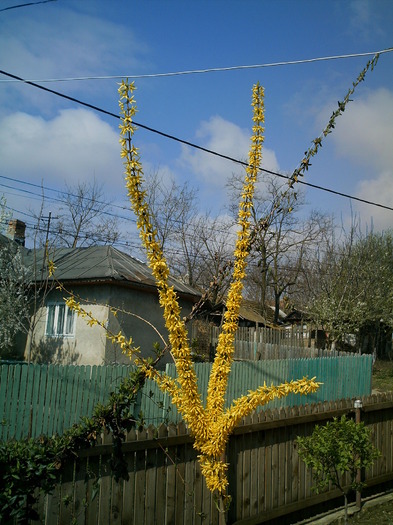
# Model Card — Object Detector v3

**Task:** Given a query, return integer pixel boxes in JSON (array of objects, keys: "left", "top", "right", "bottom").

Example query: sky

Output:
[{"left": 0, "top": 0, "right": 393, "bottom": 250}]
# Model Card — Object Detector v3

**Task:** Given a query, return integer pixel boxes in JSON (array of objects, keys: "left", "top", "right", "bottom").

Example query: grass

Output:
[{"left": 372, "top": 360, "right": 393, "bottom": 393}]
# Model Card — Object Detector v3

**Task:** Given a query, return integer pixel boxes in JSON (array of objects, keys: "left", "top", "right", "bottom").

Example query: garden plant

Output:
[{"left": 297, "top": 415, "right": 381, "bottom": 524}]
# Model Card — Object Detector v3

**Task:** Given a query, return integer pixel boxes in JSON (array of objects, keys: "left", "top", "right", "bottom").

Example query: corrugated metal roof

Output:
[{"left": 22, "top": 245, "right": 201, "bottom": 298}]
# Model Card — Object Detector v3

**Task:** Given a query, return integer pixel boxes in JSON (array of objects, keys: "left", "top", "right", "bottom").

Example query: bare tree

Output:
[
  {"left": 144, "top": 171, "right": 233, "bottom": 302},
  {"left": 54, "top": 180, "right": 121, "bottom": 248},
  {"left": 228, "top": 174, "right": 331, "bottom": 323},
  {"left": 176, "top": 213, "right": 234, "bottom": 303}
]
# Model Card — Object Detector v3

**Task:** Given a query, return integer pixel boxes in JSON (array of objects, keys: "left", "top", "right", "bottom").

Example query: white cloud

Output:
[
  {"left": 354, "top": 170, "right": 393, "bottom": 231},
  {"left": 179, "top": 115, "right": 279, "bottom": 188},
  {"left": 328, "top": 88, "right": 393, "bottom": 230},
  {"left": 0, "top": 108, "right": 123, "bottom": 193},
  {"left": 332, "top": 88, "right": 393, "bottom": 172}
]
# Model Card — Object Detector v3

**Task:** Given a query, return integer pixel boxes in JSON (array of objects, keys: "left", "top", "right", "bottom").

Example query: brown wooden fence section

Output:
[
  {"left": 35, "top": 392, "right": 393, "bottom": 525},
  {"left": 191, "top": 323, "right": 350, "bottom": 361}
]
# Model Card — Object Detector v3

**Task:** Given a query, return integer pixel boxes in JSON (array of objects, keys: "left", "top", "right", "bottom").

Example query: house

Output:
[{"left": 3, "top": 221, "right": 201, "bottom": 368}]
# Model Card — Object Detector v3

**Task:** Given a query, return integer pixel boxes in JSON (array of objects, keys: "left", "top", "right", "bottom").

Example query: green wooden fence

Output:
[
  {"left": 0, "top": 363, "right": 135, "bottom": 441},
  {"left": 137, "top": 355, "right": 373, "bottom": 424},
  {"left": 0, "top": 354, "right": 373, "bottom": 440}
]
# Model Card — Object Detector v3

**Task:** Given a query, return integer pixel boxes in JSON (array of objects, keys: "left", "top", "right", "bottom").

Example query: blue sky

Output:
[{"left": 0, "top": 0, "right": 393, "bottom": 248}]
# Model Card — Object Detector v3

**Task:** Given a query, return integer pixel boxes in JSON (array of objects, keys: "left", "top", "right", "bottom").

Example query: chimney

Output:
[{"left": 7, "top": 219, "right": 26, "bottom": 247}]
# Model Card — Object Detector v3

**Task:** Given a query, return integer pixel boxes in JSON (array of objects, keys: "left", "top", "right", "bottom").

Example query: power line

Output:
[
  {"left": 0, "top": 213, "right": 382, "bottom": 276},
  {"left": 0, "top": 176, "right": 135, "bottom": 223},
  {"left": 1, "top": 67, "right": 393, "bottom": 213},
  {"left": 0, "top": 176, "right": 240, "bottom": 247},
  {"left": 0, "top": 0, "right": 56, "bottom": 13},
  {"left": 0, "top": 47, "right": 392, "bottom": 82},
  {"left": 0, "top": 174, "right": 234, "bottom": 237}
]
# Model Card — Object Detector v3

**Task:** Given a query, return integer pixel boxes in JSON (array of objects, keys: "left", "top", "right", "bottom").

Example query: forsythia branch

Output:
[{"left": 118, "top": 80, "right": 320, "bottom": 496}]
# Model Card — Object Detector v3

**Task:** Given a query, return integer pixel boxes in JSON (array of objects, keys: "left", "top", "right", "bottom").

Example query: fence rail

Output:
[
  {"left": 35, "top": 392, "right": 393, "bottom": 525},
  {"left": 0, "top": 356, "right": 373, "bottom": 440}
]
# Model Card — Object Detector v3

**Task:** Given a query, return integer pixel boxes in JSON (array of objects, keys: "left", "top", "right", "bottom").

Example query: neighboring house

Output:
[{"left": 5, "top": 221, "right": 201, "bottom": 368}]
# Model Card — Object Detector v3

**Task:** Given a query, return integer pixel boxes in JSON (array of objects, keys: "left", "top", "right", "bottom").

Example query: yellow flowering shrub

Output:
[{"left": 117, "top": 80, "right": 320, "bottom": 495}]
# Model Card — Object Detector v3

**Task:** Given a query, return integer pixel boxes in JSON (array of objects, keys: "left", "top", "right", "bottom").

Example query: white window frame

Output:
[{"left": 45, "top": 303, "right": 76, "bottom": 338}]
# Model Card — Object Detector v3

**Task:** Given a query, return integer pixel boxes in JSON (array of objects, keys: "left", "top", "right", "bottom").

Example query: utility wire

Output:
[
  {"left": 1, "top": 67, "right": 393, "bottom": 213},
  {"left": 11, "top": 220, "right": 353, "bottom": 278},
  {"left": 0, "top": 0, "right": 56, "bottom": 13},
  {"left": 0, "top": 178, "right": 135, "bottom": 223},
  {"left": 0, "top": 174, "right": 233, "bottom": 237},
  {"left": 0, "top": 47, "right": 392, "bottom": 82},
  {"left": 0, "top": 178, "right": 238, "bottom": 243}
]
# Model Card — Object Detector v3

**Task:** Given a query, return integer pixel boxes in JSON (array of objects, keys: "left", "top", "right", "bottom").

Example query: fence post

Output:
[{"left": 354, "top": 399, "right": 363, "bottom": 509}]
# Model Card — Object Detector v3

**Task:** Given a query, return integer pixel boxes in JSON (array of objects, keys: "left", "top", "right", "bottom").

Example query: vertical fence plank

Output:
[
  {"left": 8, "top": 365, "right": 22, "bottom": 439},
  {"left": 271, "top": 410, "right": 280, "bottom": 511},
  {"left": 74, "top": 453, "right": 89, "bottom": 525},
  {"left": 48, "top": 364, "right": 62, "bottom": 437},
  {"left": 134, "top": 427, "right": 147, "bottom": 525},
  {"left": 165, "top": 423, "right": 177, "bottom": 524},
  {"left": 0, "top": 364, "right": 10, "bottom": 439},
  {"left": 54, "top": 364, "right": 69, "bottom": 435},
  {"left": 110, "top": 474, "right": 123, "bottom": 525},
  {"left": 278, "top": 408, "right": 287, "bottom": 510},
  {"left": 44, "top": 365, "right": 57, "bottom": 437},
  {"left": 85, "top": 454, "right": 101, "bottom": 525},
  {"left": 289, "top": 405, "right": 300, "bottom": 506},
  {"left": 264, "top": 409, "right": 273, "bottom": 515},
  {"left": 241, "top": 414, "right": 252, "bottom": 519},
  {"left": 183, "top": 439, "right": 196, "bottom": 525},
  {"left": 73, "top": 365, "right": 88, "bottom": 428},
  {"left": 174, "top": 421, "right": 187, "bottom": 525},
  {"left": 257, "top": 411, "right": 266, "bottom": 515},
  {"left": 155, "top": 424, "right": 168, "bottom": 525},
  {"left": 45, "top": 478, "right": 62, "bottom": 525},
  {"left": 249, "top": 411, "right": 259, "bottom": 516},
  {"left": 98, "top": 432, "right": 113, "bottom": 525},
  {"left": 16, "top": 364, "right": 29, "bottom": 440},
  {"left": 122, "top": 427, "right": 136, "bottom": 525},
  {"left": 30, "top": 364, "right": 43, "bottom": 437},
  {"left": 192, "top": 459, "right": 202, "bottom": 525},
  {"left": 58, "top": 461, "right": 76, "bottom": 525},
  {"left": 145, "top": 426, "right": 157, "bottom": 525}
]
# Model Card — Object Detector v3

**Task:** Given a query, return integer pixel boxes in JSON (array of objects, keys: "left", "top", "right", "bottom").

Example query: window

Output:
[{"left": 46, "top": 303, "right": 75, "bottom": 337}]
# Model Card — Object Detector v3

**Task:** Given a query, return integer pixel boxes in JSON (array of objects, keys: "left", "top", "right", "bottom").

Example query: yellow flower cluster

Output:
[
  {"left": 118, "top": 81, "right": 321, "bottom": 495},
  {"left": 119, "top": 80, "right": 207, "bottom": 441},
  {"left": 206, "top": 83, "right": 265, "bottom": 425},
  {"left": 199, "top": 454, "right": 229, "bottom": 494},
  {"left": 47, "top": 259, "right": 56, "bottom": 277}
]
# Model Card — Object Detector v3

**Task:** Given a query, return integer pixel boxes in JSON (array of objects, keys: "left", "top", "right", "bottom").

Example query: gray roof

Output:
[{"left": 22, "top": 245, "right": 201, "bottom": 299}]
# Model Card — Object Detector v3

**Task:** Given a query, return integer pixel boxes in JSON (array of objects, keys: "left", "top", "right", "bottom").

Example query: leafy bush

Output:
[{"left": 297, "top": 415, "right": 380, "bottom": 523}]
